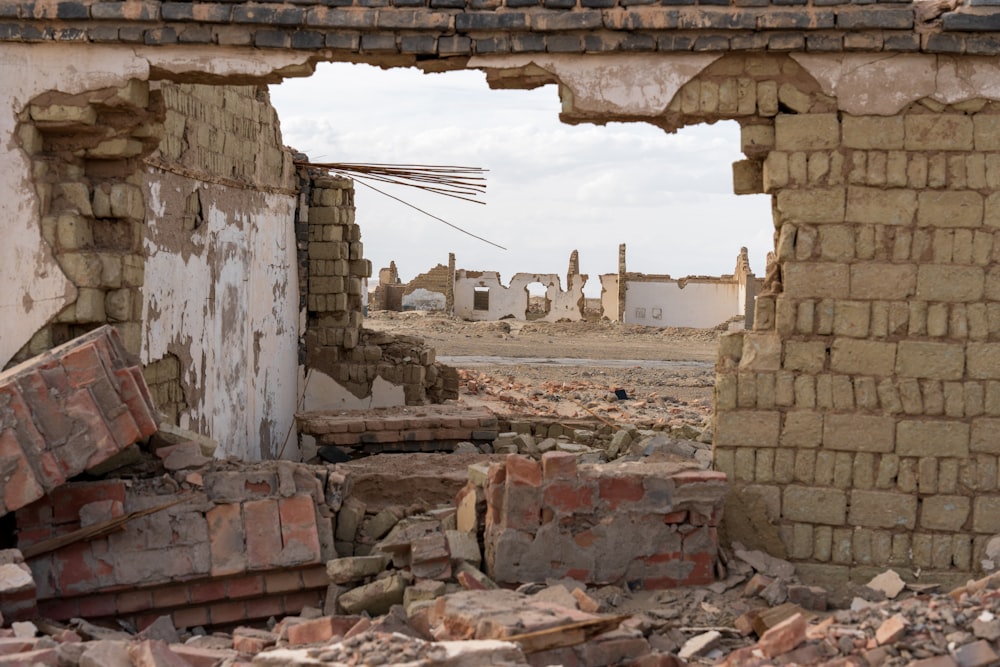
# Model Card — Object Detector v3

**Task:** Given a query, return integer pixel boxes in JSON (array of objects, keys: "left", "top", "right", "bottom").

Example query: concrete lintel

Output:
[
  {"left": 469, "top": 53, "right": 719, "bottom": 119},
  {"left": 138, "top": 45, "right": 317, "bottom": 83},
  {"left": 792, "top": 53, "right": 938, "bottom": 116}
]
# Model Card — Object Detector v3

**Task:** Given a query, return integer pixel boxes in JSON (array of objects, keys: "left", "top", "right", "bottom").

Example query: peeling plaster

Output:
[
  {"left": 792, "top": 54, "right": 938, "bottom": 116},
  {"left": 933, "top": 56, "right": 1000, "bottom": 106},
  {"left": 454, "top": 271, "right": 584, "bottom": 322},
  {"left": 303, "top": 369, "right": 405, "bottom": 411},
  {"left": 142, "top": 177, "right": 299, "bottom": 461},
  {"left": 470, "top": 53, "right": 720, "bottom": 118},
  {"left": 792, "top": 53, "right": 1000, "bottom": 115}
]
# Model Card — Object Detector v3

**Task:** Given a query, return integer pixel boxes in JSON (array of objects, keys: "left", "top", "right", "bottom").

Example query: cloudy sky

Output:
[{"left": 269, "top": 63, "right": 774, "bottom": 297}]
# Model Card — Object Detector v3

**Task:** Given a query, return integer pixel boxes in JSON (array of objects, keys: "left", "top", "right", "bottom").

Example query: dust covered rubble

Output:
[{"left": 8, "top": 478, "right": 1000, "bottom": 667}]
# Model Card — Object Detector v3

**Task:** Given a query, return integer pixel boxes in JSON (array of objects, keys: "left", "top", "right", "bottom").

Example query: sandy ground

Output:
[{"left": 364, "top": 310, "right": 725, "bottom": 429}]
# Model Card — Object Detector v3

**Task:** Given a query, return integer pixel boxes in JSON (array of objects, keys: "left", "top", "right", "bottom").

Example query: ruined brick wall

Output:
[
  {"left": 479, "top": 453, "right": 726, "bottom": 589},
  {"left": 708, "top": 54, "right": 1000, "bottom": 588},
  {"left": 301, "top": 173, "right": 459, "bottom": 406},
  {"left": 8, "top": 79, "right": 159, "bottom": 367}
]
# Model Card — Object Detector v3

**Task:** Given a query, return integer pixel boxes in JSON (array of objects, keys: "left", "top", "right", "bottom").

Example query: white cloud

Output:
[{"left": 269, "top": 63, "right": 774, "bottom": 296}]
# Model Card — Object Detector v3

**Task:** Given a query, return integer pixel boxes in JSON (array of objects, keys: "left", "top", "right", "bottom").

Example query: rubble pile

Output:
[
  {"left": 7, "top": 533, "right": 1000, "bottom": 667},
  {"left": 459, "top": 369, "right": 713, "bottom": 442}
]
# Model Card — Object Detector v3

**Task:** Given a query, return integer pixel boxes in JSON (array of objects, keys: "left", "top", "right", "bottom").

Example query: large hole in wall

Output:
[
  {"left": 270, "top": 64, "right": 773, "bottom": 307},
  {"left": 525, "top": 281, "right": 551, "bottom": 321}
]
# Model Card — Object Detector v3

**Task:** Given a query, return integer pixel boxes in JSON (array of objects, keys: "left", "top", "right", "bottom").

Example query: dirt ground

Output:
[{"left": 364, "top": 310, "right": 726, "bottom": 430}]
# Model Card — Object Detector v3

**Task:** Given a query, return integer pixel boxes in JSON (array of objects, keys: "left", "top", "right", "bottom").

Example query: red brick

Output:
[
  {"left": 36, "top": 597, "right": 78, "bottom": 621},
  {"left": 506, "top": 454, "right": 541, "bottom": 487},
  {"left": 209, "top": 600, "right": 248, "bottom": 625},
  {"left": 13, "top": 497, "right": 52, "bottom": 530},
  {"left": 188, "top": 580, "right": 227, "bottom": 605},
  {"left": 126, "top": 367, "right": 158, "bottom": 429},
  {"left": 278, "top": 496, "right": 321, "bottom": 564},
  {"left": 59, "top": 343, "right": 106, "bottom": 389},
  {"left": 663, "top": 511, "right": 688, "bottom": 524},
  {"left": 300, "top": 566, "right": 329, "bottom": 589},
  {"left": 542, "top": 451, "right": 578, "bottom": 480},
  {"left": 14, "top": 371, "right": 72, "bottom": 448},
  {"left": 151, "top": 586, "right": 190, "bottom": 609},
  {"left": 643, "top": 577, "right": 680, "bottom": 590},
  {"left": 282, "top": 590, "right": 323, "bottom": 614},
  {"left": 543, "top": 482, "right": 595, "bottom": 514},
  {"left": 286, "top": 616, "right": 343, "bottom": 645},
  {"left": 60, "top": 389, "right": 119, "bottom": 469},
  {"left": 232, "top": 632, "right": 273, "bottom": 654},
  {"left": 0, "top": 640, "right": 36, "bottom": 656},
  {"left": 101, "top": 403, "right": 142, "bottom": 450},
  {"left": 114, "top": 369, "right": 158, "bottom": 438},
  {"left": 345, "top": 617, "right": 371, "bottom": 638},
  {"left": 0, "top": 430, "right": 43, "bottom": 514},
  {"left": 598, "top": 475, "right": 644, "bottom": 510},
  {"left": 758, "top": 613, "right": 807, "bottom": 658},
  {"left": 171, "top": 605, "right": 210, "bottom": 630},
  {"left": 502, "top": 484, "right": 540, "bottom": 531},
  {"left": 128, "top": 639, "right": 191, "bottom": 667},
  {"left": 10, "top": 526, "right": 52, "bottom": 550},
  {"left": 55, "top": 542, "right": 113, "bottom": 595},
  {"left": 875, "top": 614, "right": 907, "bottom": 645},
  {"left": 565, "top": 568, "right": 591, "bottom": 581},
  {"left": 116, "top": 589, "right": 152, "bottom": 614},
  {"left": 227, "top": 575, "right": 265, "bottom": 600},
  {"left": 244, "top": 499, "right": 282, "bottom": 570},
  {"left": 76, "top": 593, "right": 116, "bottom": 618},
  {"left": 244, "top": 595, "right": 286, "bottom": 621},
  {"left": 487, "top": 462, "right": 506, "bottom": 486},
  {"left": 682, "top": 552, "right": 716, "bottom": 586},
  {"left": 264, "top": 570, "right": 302, "bottom": 594},
  {"left": 50, "top": 480, "right": 126, "bottom": 525},
  {"left": 644, "top": 552, "right": 682, "bottom": 565},
  {"left": 170, "top": 645, "right": 238, "bottom": 667},
  {"left": 206, "top": 504, "right": 247, "bottom": 576},
  {"left": 0, "top": 648, "right": 58, "bottom": 666}
]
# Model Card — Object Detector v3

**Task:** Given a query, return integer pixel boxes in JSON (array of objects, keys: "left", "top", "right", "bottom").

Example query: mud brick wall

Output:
[
  {"left": 0, "top": 326, "right": 156, "bottom": 517},
  {"left": 141, "top": 353, "right": 186, "bottom": 426},
  {"left": 9, "top": 79, "right": 158, "bottom": 365},
  {"left": 15, "top": 463, "right": 336, "bottom": 629},
  {"left": 712, "top": 56, "right": 1000, "bottom": 588},
  {"left": 301, "top": 172, "right": 459, "bottom": 404},
  {"left": 482, "top": 452, "right": 726, "bottom": 589}
]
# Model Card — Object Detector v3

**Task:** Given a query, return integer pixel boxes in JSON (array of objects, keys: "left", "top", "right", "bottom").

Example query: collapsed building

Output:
[
  {"left": 5, "top": 2, "right": 1000, "bottom": 662},
  {"left": 375, "top": 246, "right": 760, "bottom": 328}
]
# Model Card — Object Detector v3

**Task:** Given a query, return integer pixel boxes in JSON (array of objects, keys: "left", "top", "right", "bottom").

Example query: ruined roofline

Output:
[{"left": 1, "top": 0, "right": 999, "bottom": 58}]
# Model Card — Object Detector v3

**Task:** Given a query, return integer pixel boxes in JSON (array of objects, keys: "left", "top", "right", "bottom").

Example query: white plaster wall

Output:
[
  {"left": 454, "top": 271, "right": 584, "bottom": 321},
  {"left": 600, "top": 274, "right": 620, "bottom": 321},
  {"left": 509, "top": 273, "right": 583, "bottom": 322},
  {"left": 143, "top": 180, "right": 300, "bottom": 461},
  {"left": 454, "top": 272, "right": 522, "bottom": 321},
  {"left": 624, "top": 281, "right": 742, "bottom": 329},
  {"left": 303, "top": 369, "right": 405, "bottom": 411}
]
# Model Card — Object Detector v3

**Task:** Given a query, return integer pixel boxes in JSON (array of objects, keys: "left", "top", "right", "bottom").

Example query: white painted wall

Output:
[
  {"left": 143, "top": 180, "right": 300, "bottom": 461},
  {"left": 454, "top": 271, "right": 584, "bottom": 322},
  {"left": 623, "top": 280, "right": 742, "bottom": 329}
]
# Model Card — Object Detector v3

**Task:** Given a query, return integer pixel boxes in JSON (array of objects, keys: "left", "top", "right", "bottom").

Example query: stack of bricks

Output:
[
  {"left": 12, "top": 80, "right": 157, "bottom": 363},
  {"left": 297, "top": 404, "right": 498, "bottom": 454},
  {"left": 0, "top": 325, "right": 157, "bottom": 516},
  {"left": 300, "top": 169, "right": 458, "bottom": 405},
  {"left": 15, "top": 463, "right": 334, "bottom": 629},
  {"left": 480, "top": 452, "right": 727, "bottom": 589},
  {"left": 710, "top": 54, "right": 1000, "bottom": 586}
]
